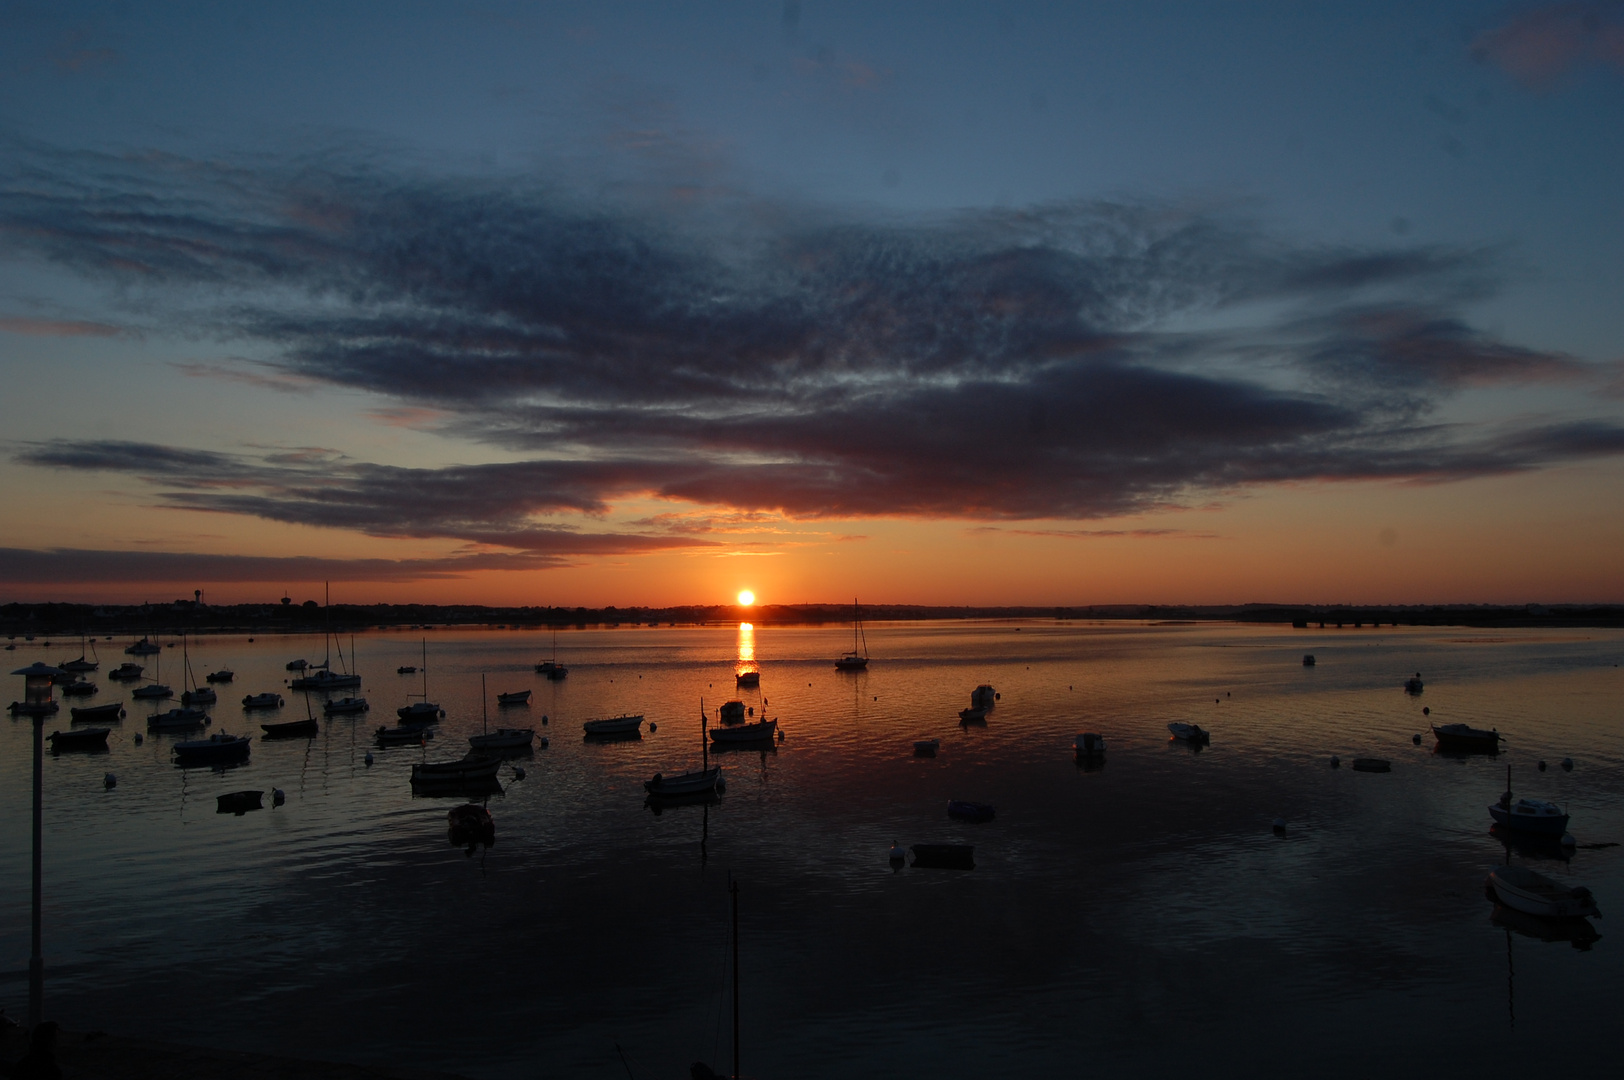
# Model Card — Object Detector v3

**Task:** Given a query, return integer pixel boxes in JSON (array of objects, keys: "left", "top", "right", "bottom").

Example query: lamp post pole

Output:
[
  {"left": 12, "top": 661, "right": 64, "bottom": 1028},
  {"left": 30, "top": 709, "right": 43, "bottom": 1026}
]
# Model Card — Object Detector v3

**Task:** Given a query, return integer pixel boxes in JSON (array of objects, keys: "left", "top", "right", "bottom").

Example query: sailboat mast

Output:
[{"left": 481, "top": 673, "right": 487, "bottom": 734}]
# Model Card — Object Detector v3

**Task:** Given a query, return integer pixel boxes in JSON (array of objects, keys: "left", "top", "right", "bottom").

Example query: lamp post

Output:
[{"left": 12, "top": 661, "right": 64, "bottom": 1027}]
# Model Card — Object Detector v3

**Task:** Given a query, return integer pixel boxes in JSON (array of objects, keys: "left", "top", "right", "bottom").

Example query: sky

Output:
[{"left": 1, "top": 1, "right": 1622, "bottom": 608}]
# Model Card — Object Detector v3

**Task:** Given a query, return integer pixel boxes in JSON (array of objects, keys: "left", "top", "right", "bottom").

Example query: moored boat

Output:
[
  {"left": 1489, "top": 766, "right": 1569, "bottom": 834},
  {"left": 261, "top": 717, "right": 320, "bottom": 738},
  {"left": 48, "top": 727, "right": 110, "bottom": 751},
  {"left": 709, "top": 717, "right": 775, "bottom": 744},
  {"left": 291, "top": 667, "right": 361, "bottom": 691},
  {"left": 834, "top": 598, "right": 869, "bottom": 670},
  {"left": 181, "top": 686, "right": 217, "bottom": 706},
  {"left": 108, "top": 662, "right": 144, "bottom": 680},
  {"left": 735, "top": 669, "right": 760, "bottom": 687},
  {"left": 286, "top": 659, "right": 308, "bottom": 671},
  {"left": 411, "top": 754, "right": 502, "bottom": 785},
  {"left": 1074, "top": 732, "right": 1106, "bottom": 757},
  {"left": 205, "top": 669, "right": 235, "bottom": 683},
  {"left": 173, "top": 731, "right": 251, "bottom": 764},
  {"left": 148, "top": 706, "right": 209, "bottom": 730},
  {"left": 241, "top": 692, "right": 284, "bottom": 710},
  {"left": 59, "top": 679, "right": 97, "bottom": 697},
  {"left": 1404, "top": 673, "right": 1424, "bottom": 694},
  {"left": 216, "top": 790, "right": 263, "bottom": 815},
  {"left": 970, "top": 684, "right": 997, "bottom": 709},
  {"left": 645, "top": 766, "right": 724, "bottom": 796},
  {"left": 914, "top": 738, "right": 940, "bottom": 756},
  {"left": 376, "top": 725, "right": 430, "bottom": 746},
  {"left": 70, "top": 702, "right": 125, "bottom": 722},
  {"left": 396, "top": 701, "right": 443, "bottom": 723},
  {"left": 125, "top": 637, "right": 162, "bottom": 656},
  {"left": 496, "top": 689, "right": 531, "bottom": 705},
  {"left": 1168, "top": 722, "right": 1209, "bottom": 744},
  {"left": 468, "top": 727, "right": 535, "bottom": 751},
  {"left": 1432, "top": 723, "right": 1503, "bottom": 753},
  {"left": 947, "top": 799, "right": 996, "bottom": 823},
  {"left": 323, "top": 696, "right": 369, "bottom": 715},
  {"left": 583, "top": 714, "right": 645, "bottom": 735},
  {"left": 131, "top": 682, "right": 173, "bottom": 700},
  {"left": 1487, "top": 865, "right": 1600, "bottom": 919},
  {"left": 959, "top": 705, "right": 989, "bottom": 722}
]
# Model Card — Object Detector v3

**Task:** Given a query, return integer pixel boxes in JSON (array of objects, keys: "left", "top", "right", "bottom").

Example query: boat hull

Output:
[
  {"left": 48, "top": 728, "right": 110, "bottom": 751},
  {"left": 412, "top": 756, "right": 502, "bottom": 784},
  {"left": 70, "top": 703, "right": 125, "bottom": 722},
  {"left": 1432, "top": 724, "right": 1502, "bottom": 753},
  {"left": 261, "top": 718, "right": 320, "bottom": 738},
  {"left": 583, "top": 715, "right": 644, "bottom": 735},
  {"left": 910, "top": 844, "right": 975, "bottom": 869},
  {"left": 469, "top": 728, "right": 535, "bottom": 750},
  {"left": 709, "top": 718, "right": 776, "bottom": 743},
  {"left": 644, "top": 766, "right": 723, "bottom": 796},
  {"left": 1488, "top": 866, "right": 1600, "bottom": 918}
]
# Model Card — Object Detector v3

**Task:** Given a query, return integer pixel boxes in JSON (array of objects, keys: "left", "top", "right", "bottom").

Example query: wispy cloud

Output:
[
  {"left": 0, "top": 315, "right": 121, "bottom": 337},
  {"left": 1472, "top": 3, "right": 1624, "bottom": 88},
  {"left": 2, "top": 139, "right": 1621, "bottom": 542}
]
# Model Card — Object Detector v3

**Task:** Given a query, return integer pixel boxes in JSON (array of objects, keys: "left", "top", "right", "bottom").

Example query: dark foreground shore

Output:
[{"left": 0, "top": 1025, "right": 475, "bottom": 1080}]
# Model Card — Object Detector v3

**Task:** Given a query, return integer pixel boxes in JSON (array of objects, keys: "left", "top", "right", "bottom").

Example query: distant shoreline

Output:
[{"left": 4, "top": 600, "right": 1622, "bottom": 637}]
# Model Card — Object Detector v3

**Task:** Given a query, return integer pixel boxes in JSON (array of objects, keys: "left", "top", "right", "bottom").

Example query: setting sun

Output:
[{"left": 737, "top": 590, "right": 755, "bottom": 606}]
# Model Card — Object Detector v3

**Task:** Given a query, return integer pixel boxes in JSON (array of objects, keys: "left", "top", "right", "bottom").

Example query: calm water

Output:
[{"left": 3, "top": 621, "right": 1622, "bottom": 1078}]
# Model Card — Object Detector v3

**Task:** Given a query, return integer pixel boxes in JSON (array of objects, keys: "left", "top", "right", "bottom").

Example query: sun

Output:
[{"left": 737, "top": 590, "right": 755, "bottom": 606}]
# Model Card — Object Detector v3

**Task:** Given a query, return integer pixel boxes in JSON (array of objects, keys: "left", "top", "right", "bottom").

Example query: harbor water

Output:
[{"left": 2, "top": 620, "right": 1621, "bottom": 1077}]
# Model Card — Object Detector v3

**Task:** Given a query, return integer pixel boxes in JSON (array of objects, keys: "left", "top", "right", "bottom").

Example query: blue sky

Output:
[{"left": 2, "top": 2, "right": 1622, "bottom": 605}]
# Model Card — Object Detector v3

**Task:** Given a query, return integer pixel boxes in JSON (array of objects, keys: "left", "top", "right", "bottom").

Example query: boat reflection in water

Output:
[{"left": 1491, "top": 903, "right": 1601, "bottom": 951}]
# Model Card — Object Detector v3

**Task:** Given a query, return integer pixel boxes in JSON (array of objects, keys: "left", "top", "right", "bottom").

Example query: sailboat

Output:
[
  {"left": 59, "top": 633, "right": 99, "bottom": 672},
  {"left": 131, "top": 646, "right": 173, "bottom": 700},
  {"left": 125, "top": 633, "right": 162, "bottom": 656},
  {"left": 645, "top": 700, "right": 724, "bottom": 796},
  {"left": 834, "top": 598, "right": 869, "bottom": 670},
  {"left": 291, "top": 583, "right": 362, "bottom": 691},
  {"left": 535, "top": 629, "right": 568, "bottom": 680},
  {"left": 179, "top": 634, "right": 216, "bottom": 705},
  {"left": 397, "top": 639, "right": 442, "bottom": 723},
  {"left": 469, "top": 674, "right": 535, "bottom": 750}
]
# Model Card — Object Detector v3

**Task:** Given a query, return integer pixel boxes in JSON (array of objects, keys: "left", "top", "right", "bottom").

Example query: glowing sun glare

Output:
[{"left": 737, "top": 590, "right": 756, "bottom": 606}]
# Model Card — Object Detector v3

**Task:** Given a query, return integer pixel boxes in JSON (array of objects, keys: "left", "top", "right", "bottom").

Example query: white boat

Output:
[
  {"left": 535, "top": 630, "right": 568, "bottom": 679},
  {"left": 583, "top": 714, "right": 644, "bottom": 735},
  {"left": 469, "top": 727, "right": 535, "bottom": 750},
  {"left": 323, "top": 696, "right": 369, "bottom": 715},
  {"left": 709, "top": 717, "right": 776, "bottom": 744},
  {"left": 125, "top": 637, "right": 162, "bottom": 656},
  {"left": 1487, "top": 865, "right": 1601, "bottom": 919},
  {"left": 834, "top": 598, "right": 869, "bottom": 670},
  {"left": 132, "top": 682, "right": 173, "bottom": 700},
  {"left": 108, "top": 662, "right": 144, "bottom": 680},
  {"left": 1488, "top": 766, "right": 1570, "bottom": 835},
  {"left": 241, "top": 692, "right": 284, "bottom": 710},
  {"left": 286, "top": 659, "right": 309, "bottom": 671}
]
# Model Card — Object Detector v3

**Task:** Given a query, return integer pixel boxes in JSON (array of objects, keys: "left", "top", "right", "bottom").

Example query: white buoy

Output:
[
  {"left": 364, "top": 751, "right": 374, "bottom": 766},
  {"left": 272, "top": 788, "right": 285, "bottom": 806},
  {"left": 1329, "top": 754, "right": 1341, "bottom": 768},
  {"left": 1561, "top": 833, "right": 1576, "bottom": 847},
  {"left": 133, "top": 732, "right": 143, "bottom": 745},
  {"left": 513, "top": 766, "right": 526, "bottom": 780},
  {"left": 103, "top": 772, "right": 116, "bottom": 789},
  {"left": 889, "top": 841, "right": 906, "bottom": 863}
]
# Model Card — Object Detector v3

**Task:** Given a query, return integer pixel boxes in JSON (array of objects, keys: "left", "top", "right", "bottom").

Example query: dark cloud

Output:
[
  {"left": 2, "top": 140, "right": 1620, "bottom": 542},
  {"left": 0, "top": 547, "right": 565, "bottom": 585}
]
